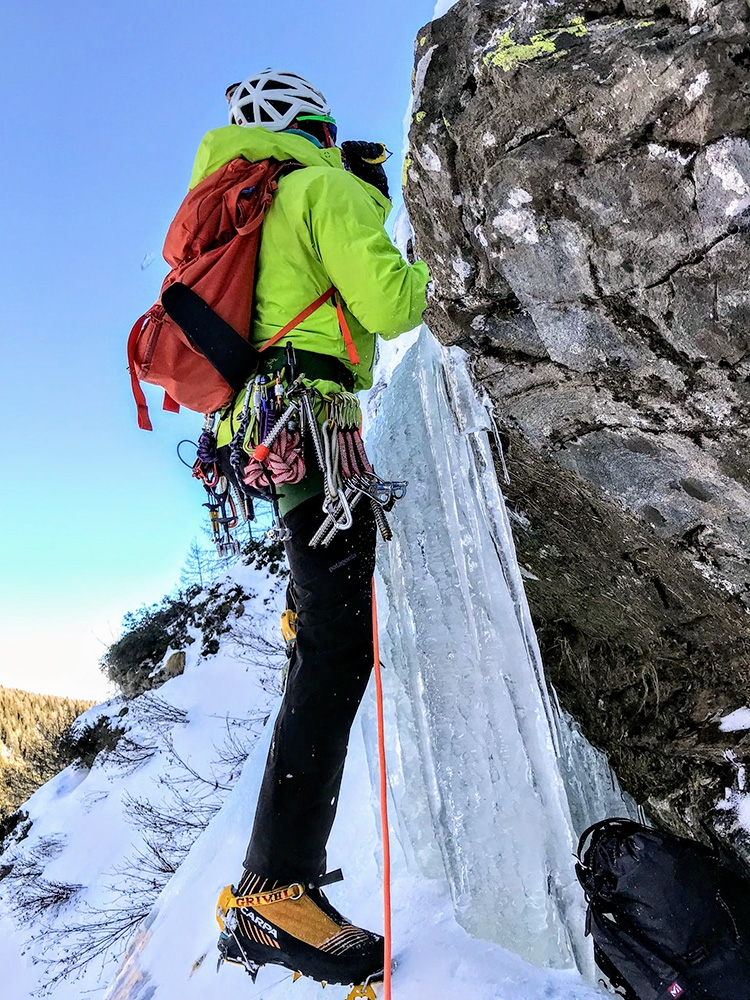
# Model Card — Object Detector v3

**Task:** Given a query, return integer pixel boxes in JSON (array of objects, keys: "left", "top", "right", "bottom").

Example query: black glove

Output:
[{"left": 341, "top": 141, "right": 391, "bottom": 200}]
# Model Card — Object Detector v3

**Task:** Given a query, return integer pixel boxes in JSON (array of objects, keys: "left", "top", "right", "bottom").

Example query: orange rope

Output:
[{"left": 371, "top": 581, "right": 392, "bottom": 1000}]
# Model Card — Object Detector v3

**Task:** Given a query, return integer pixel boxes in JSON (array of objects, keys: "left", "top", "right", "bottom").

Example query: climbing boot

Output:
[{"left": 215, "top": 871, "right": 384, "bottom": 986}]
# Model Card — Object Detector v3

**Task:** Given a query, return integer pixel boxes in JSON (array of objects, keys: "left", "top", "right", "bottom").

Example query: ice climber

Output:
[{"left": 205, "top": 71, "right": 430, "bottom": 985}]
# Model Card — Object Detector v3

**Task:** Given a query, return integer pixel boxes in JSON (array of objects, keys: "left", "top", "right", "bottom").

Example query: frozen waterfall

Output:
[{"left": 366, "top": 327, "right": 634, "bottom": 973}]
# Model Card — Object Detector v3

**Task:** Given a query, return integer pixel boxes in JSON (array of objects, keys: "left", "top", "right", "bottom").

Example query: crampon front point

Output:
[{"left": 217, "top": 923, "right": 385, "bottom": 999}]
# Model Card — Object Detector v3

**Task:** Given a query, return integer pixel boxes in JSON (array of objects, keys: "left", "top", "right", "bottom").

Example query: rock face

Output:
[{"left": 405, "top": 0, "right": 750, "bottom": 835}]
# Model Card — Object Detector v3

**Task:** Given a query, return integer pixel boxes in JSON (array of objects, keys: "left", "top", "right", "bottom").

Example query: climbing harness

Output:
[
  {"left": 228, "top": 351, "right": 407, "bottom": 549},
  {"left": 179, "top": 332, "right": 407, "bottom": 558}
]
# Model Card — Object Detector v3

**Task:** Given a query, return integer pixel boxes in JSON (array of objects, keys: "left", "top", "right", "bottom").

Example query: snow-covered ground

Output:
[
  {"left": 0, "top": 562, "right": 287, "bottom": 998},
  {"left": 98, "top": 693, "right": 601, "bottom": 1000}
]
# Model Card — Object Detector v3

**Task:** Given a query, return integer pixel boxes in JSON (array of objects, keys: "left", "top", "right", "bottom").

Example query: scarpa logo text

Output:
[{"left": 247, "top": 909, "right": 278, "bottom": 939}]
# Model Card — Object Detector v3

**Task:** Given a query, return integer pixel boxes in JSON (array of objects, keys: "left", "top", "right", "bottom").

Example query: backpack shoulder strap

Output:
[{"left": 576, "top": 817, "right": 645, "bottom": 862}]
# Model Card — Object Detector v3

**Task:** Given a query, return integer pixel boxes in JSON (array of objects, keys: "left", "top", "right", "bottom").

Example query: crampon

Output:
[{"left": 215, "top": 876, "right": 385, "bottom": 996}]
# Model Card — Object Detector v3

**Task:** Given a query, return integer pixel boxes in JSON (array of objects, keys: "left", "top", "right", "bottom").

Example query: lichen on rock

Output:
[{"left": 481, "top": 16, "right": 588, "bottom": 72}]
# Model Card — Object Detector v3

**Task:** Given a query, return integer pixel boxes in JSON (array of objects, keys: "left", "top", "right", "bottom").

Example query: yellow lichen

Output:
[
  {"left": 443, "top": 116, "right": 451, "bottom": 129},
  {"left": 419, "top": 36, "right": 427, "bottom": 46},
  {"left": 637, "top": 19, "right": 656, "bottom": 27},
  {"left": 415, "top": 111, "right": 427, "bottom": 122},
  {"left": 483, "top": 16, "right": 588, "bottom": 72},
  {"left": 402, "top": 155, "right": 413, "bottom": 188}
]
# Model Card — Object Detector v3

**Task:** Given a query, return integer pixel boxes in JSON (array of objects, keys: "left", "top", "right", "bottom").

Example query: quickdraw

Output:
[
  {"left": 178, "top": 415, "right": 244, "bottom": 559},
  {"left": 306, "top": 387, "right": 407, "bottom": 549}
]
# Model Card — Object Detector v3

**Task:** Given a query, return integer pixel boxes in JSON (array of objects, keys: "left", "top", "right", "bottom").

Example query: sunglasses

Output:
[{"left": 296, "top": 114, "right": 338, "bottom": 146}]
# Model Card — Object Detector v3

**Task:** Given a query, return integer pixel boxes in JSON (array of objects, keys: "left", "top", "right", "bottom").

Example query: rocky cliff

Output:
[{"left": 405, "top": 0, "right": 750, "bottom": 835}]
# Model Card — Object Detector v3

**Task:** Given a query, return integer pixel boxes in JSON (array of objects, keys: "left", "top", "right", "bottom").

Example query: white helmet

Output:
[{"left": 227, "top": 69, "right": 331, "bottom": 131}]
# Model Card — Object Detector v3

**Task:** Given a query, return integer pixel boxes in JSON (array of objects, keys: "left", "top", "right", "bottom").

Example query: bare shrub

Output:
[
  {"left": 30, "top": 904, "right": 151, "bottom": 991},
  {"left": 61, "top": 716, "right": 126, "bottom": 769},
  {"left": 102, "top": 735, "right": 159, "bottom": 774},
  {"left": 130, "top": 694, "right": 189, "bottom": 731},
  {"left": 0, "top": 837, "right": 83, "bottom": 921}
]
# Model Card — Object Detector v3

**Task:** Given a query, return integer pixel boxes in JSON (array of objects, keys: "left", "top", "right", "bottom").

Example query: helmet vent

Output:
[{"left": 227, "top": 69, "right": 331, "bottom": 131}]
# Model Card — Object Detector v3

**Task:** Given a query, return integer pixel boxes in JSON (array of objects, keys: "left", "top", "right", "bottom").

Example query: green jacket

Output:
[{"left": 189, "top": 126, "right": 430, "bottom": 392}]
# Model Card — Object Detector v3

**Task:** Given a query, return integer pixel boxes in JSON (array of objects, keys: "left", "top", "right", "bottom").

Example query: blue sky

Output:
[{"left": 0, "top": 0, "right": 437, "bottom": 698}]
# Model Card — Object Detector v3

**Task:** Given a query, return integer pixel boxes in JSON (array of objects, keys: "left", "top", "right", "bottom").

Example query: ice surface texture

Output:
[{"left": 368, "top": 328, "right": 595, "bottom": 969}]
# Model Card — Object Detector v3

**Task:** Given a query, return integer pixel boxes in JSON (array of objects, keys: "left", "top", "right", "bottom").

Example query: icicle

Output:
[{"left": 367, "top": 327, "right": 593, "bottom": 972}]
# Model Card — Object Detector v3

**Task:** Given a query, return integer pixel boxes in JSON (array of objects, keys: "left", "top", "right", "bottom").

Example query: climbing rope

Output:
[{"left": 371, "top": 581, "right": 392, "bottom": 1000}]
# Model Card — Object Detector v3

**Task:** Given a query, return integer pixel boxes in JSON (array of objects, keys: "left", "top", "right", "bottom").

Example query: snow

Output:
[
  {"left": 474, "top": 224, "right": 489, "bottom": 248},
  {"left": 493, "top": 207, "right": 540, "bottom": 245},
  {"left": 451, "top": 257, "right": 473, "bottom": 282},
  {"left": 0, "top": 562, "right": 287, "bottom": 998},
  {"left": 411, "top": 45, "right": 437, "bottom": 115},
  {"left": 508, "top": 188, "right": 533, "bottom": 208},
  {"left": 704, "top": 138, "right": 750, "bottom": 217},
  {"left": 419, "top": 143, "right": 442, "bottom": 172},
  {"left": 99, "top": 698, "right": 603, "bottom": 1000},
  {"left": 687, "top": 0, "right": 708, "bottom": 20},
  {"left": 647, "top": 143, "right": 695, "bottom": 167},
  {"left": 720, "top": 708, "right": 750, "bottom": 733},
  {"left": 684, "top": 70, "right": 709, "bottom": 105}
]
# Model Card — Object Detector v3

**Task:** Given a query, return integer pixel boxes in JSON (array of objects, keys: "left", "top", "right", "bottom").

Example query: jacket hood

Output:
[{"left": 189, "top": 125, "right": 343, "bottom": 190}]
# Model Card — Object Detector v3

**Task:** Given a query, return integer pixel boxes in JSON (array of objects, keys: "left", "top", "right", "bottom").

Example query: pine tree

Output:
[{"left": 179, "top": 536, "right": 220, "bottom": 589}]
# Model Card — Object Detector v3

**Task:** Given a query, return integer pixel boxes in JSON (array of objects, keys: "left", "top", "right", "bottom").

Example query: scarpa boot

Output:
[{"left": 216, "top": 870, "right": 384, "bottom": 987}]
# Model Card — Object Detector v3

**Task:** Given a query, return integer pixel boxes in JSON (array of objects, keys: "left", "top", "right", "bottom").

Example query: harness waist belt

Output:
[{"left": 260, "top": 347, "right": 355, "bottom": 392}]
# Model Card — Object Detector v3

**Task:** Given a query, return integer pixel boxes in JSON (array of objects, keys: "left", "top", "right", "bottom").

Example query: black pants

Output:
[{"left": 244, "top": 495, "right": 377, "bottom": 882}]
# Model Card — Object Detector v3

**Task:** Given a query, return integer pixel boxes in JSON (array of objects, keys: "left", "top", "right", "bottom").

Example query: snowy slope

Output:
[{"left": 0, "top": 563, "right": 287, "bottom": 997}]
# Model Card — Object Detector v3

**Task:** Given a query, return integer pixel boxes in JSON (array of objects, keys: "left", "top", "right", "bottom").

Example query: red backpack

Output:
[{"left": 127, "top": 156, "right": 360, "bottom": 431}]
